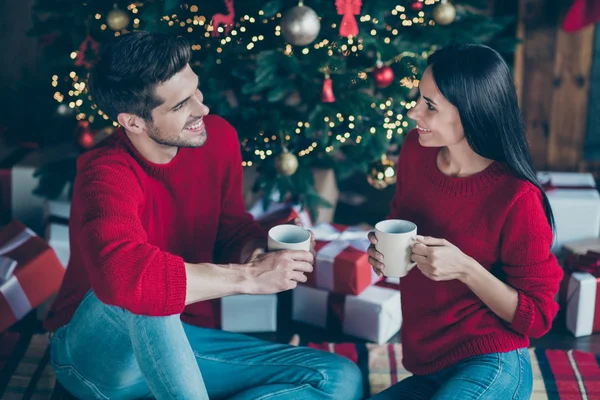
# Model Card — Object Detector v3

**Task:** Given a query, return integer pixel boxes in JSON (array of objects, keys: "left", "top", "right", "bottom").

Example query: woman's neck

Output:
[{"left": 437, "top": 140, "right": 494, "bottom": 177}]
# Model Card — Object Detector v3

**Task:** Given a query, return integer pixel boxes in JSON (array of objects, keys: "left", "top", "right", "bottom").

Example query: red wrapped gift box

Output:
[
  {"left": 0, "top": 220, "right": 65, "bottom": 332},
  {"left": 306, "top": 222, "right": 379, "bottom": 295}
]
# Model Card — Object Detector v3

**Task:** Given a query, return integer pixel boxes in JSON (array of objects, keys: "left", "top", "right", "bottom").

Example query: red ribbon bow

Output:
[
  {"left": 564, "top": 251, "right": 600, "bottom": 277},
  {"left": 335, "top": 0, "right": 362, "bottom": 37}
]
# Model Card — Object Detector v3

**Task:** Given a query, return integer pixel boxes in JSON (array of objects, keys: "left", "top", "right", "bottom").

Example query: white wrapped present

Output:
[
  {"left": 292, "top": 285, "right": 401, "bottom": 344},
  {"left": 220, "top": 294, "right": 277, "bottom": 333},
  {"left": 566, "top": 271, "right": 600, "bottom": 337},
  {"left": 538, "top": 171, "right": 600, "bottom": 251}
]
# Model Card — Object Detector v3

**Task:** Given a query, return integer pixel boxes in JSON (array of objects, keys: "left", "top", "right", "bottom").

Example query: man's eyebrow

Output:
[
  {"left": 170, "top": 96, "right": 192, "bottom": 111},
  {"left": 169, "top": 76, "right": 200, "bottom": 111}
]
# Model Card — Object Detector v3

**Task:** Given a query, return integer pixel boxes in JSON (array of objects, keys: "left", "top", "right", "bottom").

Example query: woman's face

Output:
[{"left": 407, "top": 66, "right": 465, "bottom": 148}]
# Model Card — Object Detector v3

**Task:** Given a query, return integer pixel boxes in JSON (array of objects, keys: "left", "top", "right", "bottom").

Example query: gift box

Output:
[
  {"left": 0, "top": 220, "right": 65, "bottom": 332},
  {"left": 566, "top": 271, "right": 600, "bottom": 337},
  {"left": 249, "top": 200, "right": 312, "bottom": 231},
  {"left": 0, "top": 144, "right": 77, "bottom": 236},
  {"left": 44, "top": 196, "right": 71, "bottom": 267},
  {"left": 560, "top": 249, "right": 600, "bottom": 337},
  {"left": 292, "top": 284, "right": 401, "bottom": 344},
  {"left": 307, "top": 222, "right": 379, "bottom": 295},
  {"left": 537, "top": 172, "right": 600, "bottom": 251},
  {"left": 216, "top": 294, "right": 277, "bottom": 333}
]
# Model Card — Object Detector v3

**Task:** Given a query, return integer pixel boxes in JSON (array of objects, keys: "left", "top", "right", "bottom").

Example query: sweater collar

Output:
[
  {"left": 115, "top": 127, "right": 188, "bottom": 178},
  {"left": 424, "top": 147, "right": 510, "bottom": 196}
]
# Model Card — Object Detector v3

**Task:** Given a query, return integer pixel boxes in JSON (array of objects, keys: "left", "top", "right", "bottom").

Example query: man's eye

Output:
[{"left": 173, "top": 104, "right": 184, "bottom": 112}]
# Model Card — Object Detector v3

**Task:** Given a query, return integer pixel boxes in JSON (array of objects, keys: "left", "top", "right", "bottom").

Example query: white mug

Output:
[
  {"left": 374, "top": 219, "right": 417, "bottom": 278},
  {"left": 267, "top": 225, "right": 311, "bottom": 252}
]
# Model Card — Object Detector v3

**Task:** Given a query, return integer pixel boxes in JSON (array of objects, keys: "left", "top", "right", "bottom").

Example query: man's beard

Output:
[{"left": 147, "top": 122, "right": 207, "bottom": 148}]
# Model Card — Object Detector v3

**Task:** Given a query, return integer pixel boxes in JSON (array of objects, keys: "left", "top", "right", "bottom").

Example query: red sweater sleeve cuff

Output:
[
  {"left": 510, "top": 291, "right": 535, "bottom": 335},
  {"left": 163, "top": 254, "right": 187, "bottom": 315}
]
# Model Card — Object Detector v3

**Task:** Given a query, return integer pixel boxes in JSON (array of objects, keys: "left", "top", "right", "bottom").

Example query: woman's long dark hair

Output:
[{"left": 427, "top": 44, "right": 555, "bottom": 232}]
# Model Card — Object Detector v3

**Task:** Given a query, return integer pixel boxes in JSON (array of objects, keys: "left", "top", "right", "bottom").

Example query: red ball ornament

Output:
[
  {"left": 76, "top": 120, "right": 95, "bottom": 149},
  {"left": 373, "top": 62, "right": 394, "bottom": 88},
  {"left": 79, "top": 131, "right": 94, "bottom": 149},
  {"left": 411, "top": 1, "right": 424, "bottom": 11}
]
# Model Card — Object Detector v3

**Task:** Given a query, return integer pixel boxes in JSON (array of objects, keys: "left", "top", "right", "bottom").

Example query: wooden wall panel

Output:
[
  {"left": 513, "top": 0, "right": 596, "bottom": 171},
  {"left": 547, "top": 25, "right": 595, "bottom": 169}
]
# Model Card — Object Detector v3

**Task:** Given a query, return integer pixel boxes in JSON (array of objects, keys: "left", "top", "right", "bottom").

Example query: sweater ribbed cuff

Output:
[
  {"left": 510, "top": 291, "right": 535, "bottom": 335},
  {"left": 163, "top": 254, "right": 187, "bottom": 315}
]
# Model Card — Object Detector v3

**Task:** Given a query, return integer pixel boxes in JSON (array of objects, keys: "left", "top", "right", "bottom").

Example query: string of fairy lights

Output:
[{"left": 52, "top": 0, "right": 447, "bottom": 164}]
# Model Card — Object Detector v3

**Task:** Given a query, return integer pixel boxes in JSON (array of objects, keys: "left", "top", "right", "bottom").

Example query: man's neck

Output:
[{"left": 125, "top": 131, "right": 178, "bottom": 164}]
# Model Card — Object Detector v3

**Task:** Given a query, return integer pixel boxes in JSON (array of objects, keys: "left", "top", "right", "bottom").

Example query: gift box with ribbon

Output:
[
  {"left": 0, "top": 220, "right": 65, "bottom": 332},
  {"left": 306, "top": 222, "right": 379, "bottom": 296},
  {"left": 292, "top": 284, "right": 401, "bottom": 344},
  {"left": 215, "top": 294, "right": 278, "bottom": 333},
  {"left": 248, "top": 200, "right": 313, "bottom": 232},
  {"left": 560, "top": 249, "right": 600, "bottom": 337},
  {"left": 537, "top": 171, "right": 600, "bottom": 251}
]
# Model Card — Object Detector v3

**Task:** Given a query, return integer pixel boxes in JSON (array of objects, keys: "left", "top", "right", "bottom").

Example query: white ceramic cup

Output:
[
  {"left": 374, "top": 219, "right": 418, "bottom": 278},
  {"left": 267, "top": 225, "right": 311, "bottom": 252}
]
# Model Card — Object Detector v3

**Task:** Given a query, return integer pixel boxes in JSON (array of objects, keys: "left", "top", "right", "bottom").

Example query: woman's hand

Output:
[
  {"left": 411, "top": 236, "right": 473, "bottom": 282},
  {"left": 367, "top": 232, "right": 385, "bottom": 277}
]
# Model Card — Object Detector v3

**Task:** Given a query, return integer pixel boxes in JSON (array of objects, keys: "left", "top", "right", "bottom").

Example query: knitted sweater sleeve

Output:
[
  {"left": 500, "top": 188, "right": 564, "bottom": 338},
  {"left": 76, "top": 154, "right": 187, "bottom": 316},
  {"left": 213, "top": 122, "right": 266, "bottom": 264}
]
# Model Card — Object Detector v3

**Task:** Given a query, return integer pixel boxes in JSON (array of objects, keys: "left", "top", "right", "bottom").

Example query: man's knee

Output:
[{"left": 319, "top": 353, "right": 364, "bottom": 400}]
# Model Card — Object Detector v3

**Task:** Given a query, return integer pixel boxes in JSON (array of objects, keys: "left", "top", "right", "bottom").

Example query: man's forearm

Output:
[{"left": 184, "top": 262, "right": 250, "bottom": 305}]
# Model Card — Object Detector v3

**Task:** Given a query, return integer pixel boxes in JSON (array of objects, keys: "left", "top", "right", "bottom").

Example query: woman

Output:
[{"left": 367, "top": 44, "right": 563, "bottom": 399}]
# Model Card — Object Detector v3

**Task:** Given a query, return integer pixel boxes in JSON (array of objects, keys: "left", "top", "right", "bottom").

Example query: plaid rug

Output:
[{"left": 1, "top": 334, "right": 600, "bottom": 399}]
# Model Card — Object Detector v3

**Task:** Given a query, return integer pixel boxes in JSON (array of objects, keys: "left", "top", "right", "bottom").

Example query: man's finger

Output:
[
  {"left": 284, "top": 250, "right": 314, "bottom": 263},
  {"left": 291, "top": 271, "right": 308, "bottom": 283},
  {"left": 291, "top": 262, "right": 314, "bottom": 273}
]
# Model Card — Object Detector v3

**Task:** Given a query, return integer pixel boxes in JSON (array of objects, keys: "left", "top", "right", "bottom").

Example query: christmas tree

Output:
[{"left": 27, "top": 0, "right": 516, "bottom": 220}]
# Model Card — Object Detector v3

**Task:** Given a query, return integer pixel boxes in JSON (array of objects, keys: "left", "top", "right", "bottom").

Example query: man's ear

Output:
[{"left": 117, "top": 113, "right": 147, "bottom": 135}]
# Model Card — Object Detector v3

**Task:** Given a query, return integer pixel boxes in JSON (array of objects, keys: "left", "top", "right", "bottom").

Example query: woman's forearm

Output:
[{"left": 461, "top": 258, "right": 519, "bottom": 324}]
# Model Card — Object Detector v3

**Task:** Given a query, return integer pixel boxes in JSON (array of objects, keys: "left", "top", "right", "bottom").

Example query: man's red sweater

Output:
[
  {"left": 389, "top": 130, "right": 563, "bottom": 375},
  {"left": 44, "top": 115, "right": 266, "bottom": 332}
]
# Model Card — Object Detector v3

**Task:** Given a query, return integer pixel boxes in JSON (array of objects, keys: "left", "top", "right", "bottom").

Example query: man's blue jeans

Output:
[
  {"left": 49, "top": 291, "right": 363, "bottom": 400},
  {"left": 370, "top": 347, "right": 533, "bottom": 400}
]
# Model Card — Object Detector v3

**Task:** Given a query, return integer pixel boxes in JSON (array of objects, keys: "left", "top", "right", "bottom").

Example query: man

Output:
[{"left": 44, "top": 31, "right": 363, "bottom": 400}]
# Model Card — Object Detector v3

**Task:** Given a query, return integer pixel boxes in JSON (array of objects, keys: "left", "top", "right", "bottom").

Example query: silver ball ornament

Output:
[{"left": 281, "top": 5, "right": 321, "bottom": 46}]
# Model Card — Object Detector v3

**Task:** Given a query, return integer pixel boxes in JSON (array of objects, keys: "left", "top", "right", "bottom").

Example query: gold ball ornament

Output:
[
  {"left": 433, "top": 1, "right": 456, "bottom": 26},
  {"left": 367, "top": 157, "right": 397, "bottom": 189},
  {"left": 275, "top": 151, "right": 299, "bottom": 176},
  {"left": 281, "top": 4, "right": 321, "bottom": 46},
  {"left": 107, "top": 8, "right": 130, "bottom": 31}
]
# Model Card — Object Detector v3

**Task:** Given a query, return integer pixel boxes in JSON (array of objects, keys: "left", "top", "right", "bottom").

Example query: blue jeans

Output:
[
  {"left": 49, "top": 291, "right": 363, "bottom": 400},
  {"left": 370, "top": 348, "right": 532, "bottom": 400}
]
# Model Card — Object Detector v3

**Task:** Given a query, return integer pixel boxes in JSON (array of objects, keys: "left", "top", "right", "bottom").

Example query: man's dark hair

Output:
[{"left": 88, "top": 31, "right": 191, "bottom": 121}]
